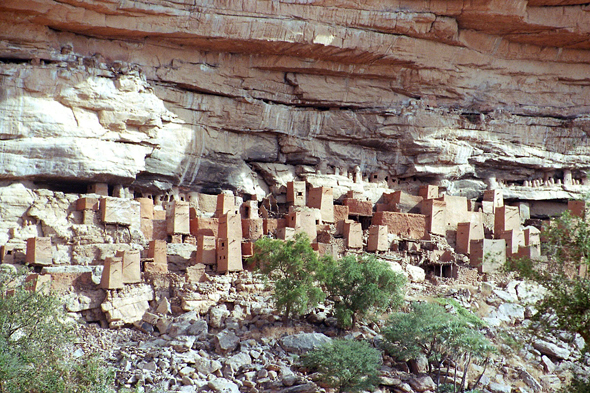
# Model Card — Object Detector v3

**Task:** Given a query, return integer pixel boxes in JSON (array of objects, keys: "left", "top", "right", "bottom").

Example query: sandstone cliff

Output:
[{"left": 1, "top": 0, "right": 589, "bottom": 198}]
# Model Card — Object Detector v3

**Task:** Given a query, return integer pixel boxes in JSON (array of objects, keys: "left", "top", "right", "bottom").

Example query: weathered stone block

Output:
[
  {"left": 418, "top": 185, "right": 439, "bottom": 200},
  {"left": 144, "top": 261, "right": 168, "bottom": 274},
  {"left": 367, "top": 224, "right": 389, "bottom": 252},
  {"left": 186, "top": 264, "right": 206, "bottom": 283},
  {"left": 100, "top": 197, "right": 132, "bottom": 226},
  {"left": 287, "top": 181, "right": 306, "bottom": 206},
  {"left": 216, "top": 193, "right": 235, "bottom": 217},
  {"left": 470, "top": 239, "right": 506, "bottom": 274},
  {"left": 148, "top": 240, "right": 167, "bottom": 265},
  {"left": 383, "top": 191, "right": 423, "bottom": 213},
  {"left": 167, "top": 201, "right": 190, "bottom": 235},
  {"left": 217, "top": 238, "right": 242, "bottom": 273},
  {"left": 116, "top": 249, "right": 141, "bottom": 284},
  {"left": 76, "top": 197, "right": 99, "bottom": 211},
  {"left": 494, "top": 205, "right": 521, "bottom": 236},
  {"left": 100, "top": 256, "right": 124, "bottom": 289},
  {"left": 343, "top": 198, "right": 373, "bottom": 217},
  {"left": 307, "top": 186, "right": 334, "bottom": 223},
  {"left": 190, "top": 217, "right": 219, "bottom": 237},
  {"left": 344, "top": 221, "right": 363, "bottom": 249},
  {"left": 371, "top": 212, "right": 427, "bottom": 240},
  {"left": 242, "top": 218, "right": 263, "bottom": 241},
  {"left": 26, "top": 237, "right": 52, "bottom": 266},
  {"left": 277, "top": 227, "right": 296, "bottom": 240},
  {"left": 421, "top": 199, "right": 447, "bottom": 236},
  {"left": 196, "top": 235, "right": 217, "bottom": 265},
  {"left": 456, "top": 221, "right": 484, "bottom": 255},
  {"left": 101, "top": 284, "right": 154, "bottom": 328}
]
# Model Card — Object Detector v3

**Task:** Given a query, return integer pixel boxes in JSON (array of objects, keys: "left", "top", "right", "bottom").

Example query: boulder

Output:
[
  {"left": 279, "top": 333, "right": 332, "bottom": 354},
  {"left": 404, "top": 265, "right": 425, "bottom": 283},
  {"left": 208, "top": 378, "right": 240, "bottom": 393},
  {"left": 214, "top": 330, "right": 240, "bottom": 354},
  {"left": 533, "top": 339, "right": 571, "bottom": 360}
]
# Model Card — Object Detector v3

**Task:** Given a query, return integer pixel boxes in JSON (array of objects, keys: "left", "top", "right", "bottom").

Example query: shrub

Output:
[
  {"left": 250, "top": 233, "right": 330, "bottom": 320},
  {"left": 0, "top": 268, "right": 115, "bottom": 393},
  {"left": 299, "top": 339, "right": 382, "bottom": 393},
  {"left": 324, "top": 254, "right": 406, "bottom": 328},
  {"left": 507, "top": 210, "right": 590, "bottom": 348},
  {"left": 560, "top": 375, "right": 590, "bottom": 393},
  {"left": 383, "top": 302, "right": 495, "bottom": 393}
]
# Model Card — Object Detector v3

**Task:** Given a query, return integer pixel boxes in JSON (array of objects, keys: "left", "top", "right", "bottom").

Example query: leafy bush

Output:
[
  {"left": 250, "top": 233, "right": 330, "bottom": 320},
  {"left": 324, "top": 254, "right": 406, "bottom": 328},
  {"left": 383, "top": 302, "right": 495, "bottom": 393},
  {"left": 0, "top": 268, "right": 115, "bottom": 393},
  {"left": 560, "top": 375, "right": 590, "bottom": 393},
  {"left": 299, "top": 339, "right": 382, "bottom": 393},
  {"left": 507, "top": 210, "right": 590, "bottom": 348}
]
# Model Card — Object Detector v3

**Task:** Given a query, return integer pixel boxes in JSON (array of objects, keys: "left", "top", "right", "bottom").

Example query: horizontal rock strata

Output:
[{"left": 0, "top": 0, "right": 589, "bottom": 198}]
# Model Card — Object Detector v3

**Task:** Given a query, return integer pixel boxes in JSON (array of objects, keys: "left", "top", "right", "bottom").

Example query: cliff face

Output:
[{"left": 1, "top": 0, "right": 589, "bottom": 198}]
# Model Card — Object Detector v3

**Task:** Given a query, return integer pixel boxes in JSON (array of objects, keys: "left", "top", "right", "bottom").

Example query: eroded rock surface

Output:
[{"left": 0, "top": 1, "right": 589, "bottom": 198}]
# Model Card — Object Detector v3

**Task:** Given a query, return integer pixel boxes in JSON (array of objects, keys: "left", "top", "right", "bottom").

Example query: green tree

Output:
[
  {"left": 299, "top": 339, "right": 382, "bottom": 393},
  {"left": 250, "top": 233, "right": 329, "bottom": 321},
  {"left": 0, "top": 268, "right": 115, "bottom": 393},
  {"left": 382, "top": 302, "right": 495, "bottom": 393},
  {"left": 324, "top": 254, "right": 406, "bottom": 328},
  {"left": 507, "top": 210, "right": 590, "bottom": 347}
]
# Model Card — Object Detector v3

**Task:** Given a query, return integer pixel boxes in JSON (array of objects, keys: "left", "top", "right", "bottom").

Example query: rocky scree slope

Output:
[{"left": 76, "top": 270, "right": 590, "bottom": 393}]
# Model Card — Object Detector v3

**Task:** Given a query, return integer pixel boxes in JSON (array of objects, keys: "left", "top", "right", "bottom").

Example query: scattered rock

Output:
[
  {"left": 405, "top": 265, "right": 426, "bottom": 283},
  {"left": 408, "top": 375, "right": 436, "bottom": 392},
  {"left": 215, "top": 330, "right": 240, "bottom": 354},
  {"left": 208, "top": 378, "right": 240, "bottom": 393},
  {"left": 279, "top": 333, "right": 332, "bottom": 354},
  {"left": 533, "top": 339, "right": 571, "bottom": 360}
]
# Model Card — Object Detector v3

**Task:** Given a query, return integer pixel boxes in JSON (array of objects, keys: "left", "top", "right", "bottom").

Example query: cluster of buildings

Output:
[{"left": 7, "top": 178, "right": 590, "bottom": 293}]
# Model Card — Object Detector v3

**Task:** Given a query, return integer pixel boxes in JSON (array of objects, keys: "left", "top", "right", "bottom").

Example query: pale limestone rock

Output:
[
  {"left": 404, "top": 264, "right": 426, "bottom": 283},
  {"left": 101, "top": 284, "right": 154, "bottom": 328},
  {"left": 533, "top": 339, "right": 572, "bottom": 360},
  {"left": 0, "top": 2, "right": 589, "bottom": 198}
]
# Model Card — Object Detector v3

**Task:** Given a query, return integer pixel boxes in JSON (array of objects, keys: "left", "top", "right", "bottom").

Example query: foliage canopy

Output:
[
  {"left": 0, "top": 268, "right": 115, "bottom": 393},
  {"left": 507, "top": 210, "right": 590, "bottom": 347},
  {"left": 299, "top": 339, "right": 382, "bottom": 393},
  {"left": 250, "top": 233, "right": 329, "bottom": 320},
  {"left": 324, "top": 254, "right": 406, "bottom": 328},
  {"left": 383, "top": 301, "right": 495, "bottom": 393}
]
